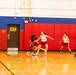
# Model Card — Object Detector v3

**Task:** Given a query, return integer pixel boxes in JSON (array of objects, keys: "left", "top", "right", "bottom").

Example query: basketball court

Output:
[{"left": 0, "top": 51, "right": 76, "bottom": 75}]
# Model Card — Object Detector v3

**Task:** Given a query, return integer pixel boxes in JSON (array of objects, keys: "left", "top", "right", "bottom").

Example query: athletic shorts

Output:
[
  {"left": 40, "top": 42, "right": 47, "bottom": 46},
  {"left": 62, "top": 43, "right": 68, "bottom": 47}
]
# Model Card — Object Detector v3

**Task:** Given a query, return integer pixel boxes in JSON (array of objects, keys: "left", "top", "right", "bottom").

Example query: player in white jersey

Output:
[
  {"left": 59, "top": 32, "right": 72, "bottom": 54},
  {"left": 36, "top": 31, "right": 54, "bottom": 56}
]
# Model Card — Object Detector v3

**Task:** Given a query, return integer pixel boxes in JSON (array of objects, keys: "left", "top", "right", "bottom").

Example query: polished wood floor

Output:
[{"left": 0, "top": 51, "right": 76, "bottom": 75}]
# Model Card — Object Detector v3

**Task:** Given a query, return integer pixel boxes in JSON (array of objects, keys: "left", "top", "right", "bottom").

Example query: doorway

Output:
[{"left": 7, "top": 24, "right": 20, "bottom": 54}]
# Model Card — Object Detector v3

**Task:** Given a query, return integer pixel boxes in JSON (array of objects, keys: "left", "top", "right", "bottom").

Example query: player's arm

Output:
[
  {"left": 29, "top": 40, "right": 31, "bottom": 45},
  {"left": 60, "top": 38, "right": 63, "bottom": 43},
  {"left": 46, "top": 35, "right": 54, "bottom": 40},
  {"left": 36, "top": 36, "right": 41, "bottom": 42},
  {"left": 68, "top": 37, "right": 70, "bottom": 47}
]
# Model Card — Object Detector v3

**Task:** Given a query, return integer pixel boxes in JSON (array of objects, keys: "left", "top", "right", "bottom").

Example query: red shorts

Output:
[
  {"left": 33, "top": 42, "right": 39, "bottom": 46},
  {"left": 40, "top": 42, "right": 47, "bottom": 46},
  {"left": 40, "top": 42, "right": 47, "bottom": 49},
  {"left": 62, "top": 43, "right": 68, "bottom": 47}
]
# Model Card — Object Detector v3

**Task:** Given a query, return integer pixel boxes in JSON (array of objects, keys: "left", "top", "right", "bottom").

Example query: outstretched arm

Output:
[
  {"left": 36, "top": 36, "right": 41, "bottom": 42},
  {"left": 68, "top": 38, "right": 70, "bottom": 47},
  {"left": 46, "top": 35, "right": 54, "bottom": 40},
  {"left": 60, "top": 38, "right": 63, "bottom": 43}
]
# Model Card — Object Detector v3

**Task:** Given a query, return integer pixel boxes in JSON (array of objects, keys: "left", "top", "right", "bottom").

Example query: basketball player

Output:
[
  {"left": 59, "top": 32, "right": 72, "bottom": 54},
  {"left": 36, "top": 31, "right": 54, "bottom": 56},
  {"left": 27, "top": 34, "right": 39, "bottom": 57}
]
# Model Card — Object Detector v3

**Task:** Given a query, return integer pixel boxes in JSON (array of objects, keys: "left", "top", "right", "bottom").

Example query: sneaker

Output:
[
  {"left": 35, "top": 51, "right": 39, "bottom": 55},
  {"left": 59, "top": 50, "right": 62, "bottom": 54},
  {"left": 32, "top": 54, "right": 35, "bottom": 57},
  {"left": 44, "top": 52, "right": 47, "bottom": 56},
  {"left": 74, "top": 54, "right": 76, "bottom": 57},
  {"left": 70, "top": 52, "right": 72, "bottom": 56},
  {"left": 59, "top": 53, "right": 62, "bottom": 57},
  {"left": 34, "top": 55, "right": 38, "bottom": 58},
  {"left": 26, "top": 52, "right": 30, "bottom": 56},
  {"left": 32, "top": 55, "right": 38, "bottom": 59}
]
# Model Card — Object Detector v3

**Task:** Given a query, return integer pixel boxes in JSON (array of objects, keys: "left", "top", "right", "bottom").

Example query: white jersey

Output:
[
  {"left": 40, "top": 35, "right": 47, "bottom": 42},
  {"left": 63, "top": 36, "right": 69, "bottom": 43}
]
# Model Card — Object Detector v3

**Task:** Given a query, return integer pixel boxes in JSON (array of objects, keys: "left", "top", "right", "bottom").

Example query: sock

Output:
[
  {"left": 59, "top": 50, "right": 62, "bottom": 53},
  {"left": 69, "top": 51, "right": 72, "bottom": 54},
  {"left": 44, "top": 51, "right": 47, "bottom": 56}
]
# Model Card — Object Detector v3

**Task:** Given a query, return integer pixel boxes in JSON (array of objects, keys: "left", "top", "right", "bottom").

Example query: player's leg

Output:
[
  {"left": 33, "top": 46, "right": 39, "bottom": 56},
  {"left": 35, "top": 45, "right": 41, "bottom": 55},
  {"left": 44, "top": 44, "right": 48, "bottom": 56},
  {"left": 59, "top": 45, "right": 64, "bottom": 53},
  {"left": 68, "top": 46, "right": 72, "bottom": 54},
  {"left": 27, "top": 46, "right": 37, "bottom": 56}
]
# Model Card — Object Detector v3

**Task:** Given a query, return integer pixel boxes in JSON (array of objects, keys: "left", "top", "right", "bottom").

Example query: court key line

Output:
[
  {"left": 0, "top": 61, "right": 14, "bottom": 75},
  {"left": 2, "top": 52, "right": 10, "bottom": 56}
]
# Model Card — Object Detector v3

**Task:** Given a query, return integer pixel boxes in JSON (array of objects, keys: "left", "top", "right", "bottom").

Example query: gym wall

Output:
[{"left": 24, "top": 17, "right": 76, "bottom": 51}]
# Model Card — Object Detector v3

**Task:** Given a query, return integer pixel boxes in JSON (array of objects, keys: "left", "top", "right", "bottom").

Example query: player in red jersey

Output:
[
  {"left": 36, "top": 31, "right": 54, "bottom": 56},
  {"left": 59, "top": 32, "right": 72, "bottom": 54}
]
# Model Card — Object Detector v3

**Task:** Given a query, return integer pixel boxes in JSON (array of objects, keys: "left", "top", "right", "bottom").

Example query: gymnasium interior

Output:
[{"left": 0, "top": 0, "right": 76, "bottom": 75}]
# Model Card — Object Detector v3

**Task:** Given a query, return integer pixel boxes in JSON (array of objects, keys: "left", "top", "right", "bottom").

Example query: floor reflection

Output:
[
  {"left": 25, "top": 55, "right": 48, "bottom": 75},
  {"left": 0, "top": 52, "right": 76, "bottom": 75}
]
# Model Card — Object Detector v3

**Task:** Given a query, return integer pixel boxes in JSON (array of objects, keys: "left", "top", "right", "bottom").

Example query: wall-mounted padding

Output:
[{"left": 24, "top": 23, "right": 76, "bottom": 50}]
